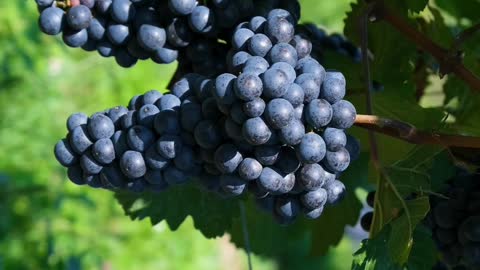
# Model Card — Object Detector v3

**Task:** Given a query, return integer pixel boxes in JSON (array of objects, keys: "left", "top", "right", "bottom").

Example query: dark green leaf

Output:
[
  {"left": 428, "top": 150, "right": 457, "bottom": 191},
  {"left": 407, "top": 225, "right": 438, "bottom": 270},
  {"left": 115, "top": 183, "right": 239, "bottom": 238},
  {"left": 370, "top": 146, "right": 443, "bottom": 264},
  {"left": 435, "top": 0, "right": 480, "bottom": 22},
  {"left": 387, "top": 196, "right": 430, "bottom": 263},
  {"left": 404, "top": 0, "right": 429, "bottom": 13},
  {"left": 352, "top": 226, "right": 402, "bottom": 270}
]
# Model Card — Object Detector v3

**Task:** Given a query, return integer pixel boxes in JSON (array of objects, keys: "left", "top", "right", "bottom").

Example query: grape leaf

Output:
[
  {"left": 406, "top": 225, "right": 437, "bottom": 270},
  {"left": 428, "top": 150, "right": 457, "bottom": 191},
  {"left": 373, "top": 91, "right": 446, "bottom": 130},
  {"left": 435, "top": 0, "right": 480, "bottom": 22},
  {"left": 370, "top": 145, "right": 443, "bottom": 265},
  {"left": 344, "top": 2, "right": 417, "bottom": 96},
  {"left": 352, "top": 225, "right": 436, "bottom": 270},
  {"left": 387, "top": 196, "right": 430, "bottom": 263},
  {"left": 416, "top": 6, "right": 453, "bottom": 48},
  {"left": 229, "top": 198, "right": 312, "bottom": 257},
  {"left": 115, "top": 183, "right": 239, "bottom": 238},
  {"left": 404, "top": 0, "right": 429, "bottom": 13},
  {"left": 444, "top": 76, "right": 480, "bottom": 137},
  {"left": 352, "top": 226, "right": 402, "bottom": 270}
]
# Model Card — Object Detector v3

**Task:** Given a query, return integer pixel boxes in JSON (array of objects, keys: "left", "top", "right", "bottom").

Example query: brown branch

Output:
[
  {"left": 370, "top": 2, "right": 480, "bottom": 92},
  {"left": 355, "top": 114, "right": 480, "bottom": 148}
]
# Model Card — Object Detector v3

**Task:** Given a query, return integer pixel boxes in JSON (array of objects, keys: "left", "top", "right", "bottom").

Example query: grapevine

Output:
[{"left": 22, "top": 0, "right": 480, "bottom": 269}]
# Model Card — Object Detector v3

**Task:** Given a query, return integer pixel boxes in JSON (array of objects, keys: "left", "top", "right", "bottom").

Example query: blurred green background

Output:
[{"left": 0, "top": 1, "right": 358, "bottom": 269}]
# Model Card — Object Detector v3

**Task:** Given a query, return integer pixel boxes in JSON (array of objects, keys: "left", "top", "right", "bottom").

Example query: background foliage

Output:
[{"left": 1, "top": 0, "right": 479, "bottom": 269}]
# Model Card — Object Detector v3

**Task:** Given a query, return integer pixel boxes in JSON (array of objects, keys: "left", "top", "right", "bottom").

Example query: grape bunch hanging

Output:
[
  {"left": 35, "top": 0, "right": 298, "bottom": 74},
  {"left": 425, "top": 169, "right": 480, "bottom": 269},
  {"left": 41, "top": 0, "right": 361, "bottom": 224}
]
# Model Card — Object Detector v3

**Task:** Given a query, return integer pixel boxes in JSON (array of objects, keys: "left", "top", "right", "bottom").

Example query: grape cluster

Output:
[
  {"left": 54, "top": 82, "right": 225, "bottom": 192},
  {"left": 197, "top": 9, "right": 357, "bottom": 224},
  {"left": 424, "top": 169, "right": 480, "bottom": 269},
  {"left": 35, "top": 0, "right": 299, "bottom": 71},
  {"left": 53, "top": 8, "right": 360, "bottom": 225}
]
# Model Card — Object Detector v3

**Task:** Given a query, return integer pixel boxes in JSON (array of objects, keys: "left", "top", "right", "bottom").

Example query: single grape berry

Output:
[
  {"left": 248, "top": 33, "right": 273, "bottom": 57},
  {"left": 120, "top": 150, "right": 147, "bottom": 179},
  {"left": 69, "top": 125, "right": 93, "bottom": 155},
  {"left": 243, "top": 98, "right": 265, "bottom": 118},
  {"left": 366, "top": 191, "right": 376, "bottom": 207},
  {"left": 258, "top": 167, "right": 282, "bottom": 193},
  {"left": 137, "top": 24, "right": 166, "bottom": 52},
  {"left": 297, "top": 163, "right": 325, "bottom": 191},
  {"left": 66, "top": 5, "right": 92, "bottom": 30},
  {"left": 331, "top": 100, "right": 356, "bottom": 129},
  {"left": 275, "top": 196, "right": 300, "bottom": 219},
  {"left": 254, "top": 145, "right": 281, "bottom": 166},
  {"left": 242, "top": 117, "right": 272, "bottom": 145},
  {"left": 324, "top": 180, "right": 346, "bottom": 205},
  {"left": 235, "top": 72, "right": 263, "bottom": 101},
  {"left": 111, "top": 0, "right": 136, "bottom": 23},
  {"left": 323, "top": 128, "right": 347, "bottom": 151},
  {"left": 39, "top": 7, "right": 65, "bottom": 35},
  {"left": 188, "top": 5, "right": 214, "bottom": 33},
  {"left": 220, "top": 174, "right": 247, "bottom": 196},
  {"left": 238, "top": 158, "right": 263, "bottom": 181},
  {"left": 300, "top": 188, "right": 327, "bottom": 210},
  {"left": 262, "top": 68, "right": 289, "bottom": 99},
  {"left": 92, "top": 138, "right": 116, "bottom": 165},
  {"left": 214, "top": 144, "right": 243, "bottom": 174},
  {"left": 324, "top": 148, "right": 350, "bottom": 173},
  {"left": 360, "top": 211, "right": 373, "bottom": 231},
  {"left": 168, "top": 0, "right": 197, "bottom": 15},
  {"left": 296, "top": 133, "right": 326, "bottom": 164},
  {"left": 54, "top": 139, "right": 79, "bottom": 167},
  {"left": 265, "top": 98, "right": 294, "bottom": 129},
  {"left": 144, "top": 145, "right": 170, "bottom": 170},
  {"left": 320, "top": 71, "right": 346, "bottom": 104},
  {"left": 305, "top": 99, "right": 333, "bottom": 129},
  {"left": 156, "top": 134, "right": 183, "bottom": 159}
]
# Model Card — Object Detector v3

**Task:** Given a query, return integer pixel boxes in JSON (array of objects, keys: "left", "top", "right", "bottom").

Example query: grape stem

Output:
[
  {"left": 360, "top": 2, "right": 380, "bottom": 166},
  {"left": 360, "top": 3, "right": 389, "bottom": 238},
  {"left": 354, "top": 114, "right": 480, "bottom": 148},
  {"left": 369, "top": 1, "right": 480, "bottom": 92}
]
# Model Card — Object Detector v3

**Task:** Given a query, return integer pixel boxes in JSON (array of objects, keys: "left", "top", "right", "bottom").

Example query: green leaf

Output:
[
  {"left": 370, "top": 145, "right": 443, "bottom": 264},
  {"left": 407, "top": 225, "right": 438, "bottom": 270},
  {"left": 352, "top": 226, "right": 402, "bottom": 270},
  {"left": 373, "top": 91, "right": 446, "bottom": 130},
  {"left": 416, "top": 6, "right": 453, "bottom": 48},
  {"left": 352, "top": 225, "right": 437, "bottom": 270},
  {"left": 115, "top": 183, "right": 239, "bottom": 238},
  {"left": 405, "top": 0, "right": 429, "bottom": 13},
  {"left": 444, "top": 77, "right": 480, "bottom": 136},
  {"left": 387, "top": 196, "right": 430, "bottom": 263},
  {"left": 435, "top": 0, "right": 480, "bottom": 22},
  {"left": 428, "top": 150, "right": 457, "bottom": 191}
]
